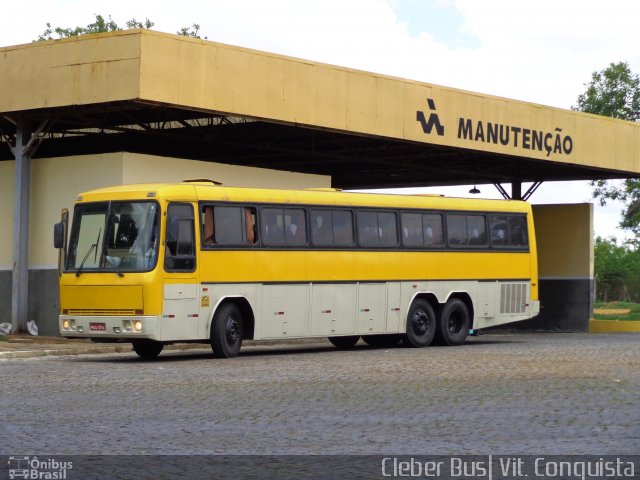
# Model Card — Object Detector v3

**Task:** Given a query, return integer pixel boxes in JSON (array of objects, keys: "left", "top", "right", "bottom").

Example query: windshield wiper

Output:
[
  {"left": 75, "top": 229, "right": 101, "bottom": 277},
  {"left": 106, "top": 255, "right": 125, "bottom": 277}
]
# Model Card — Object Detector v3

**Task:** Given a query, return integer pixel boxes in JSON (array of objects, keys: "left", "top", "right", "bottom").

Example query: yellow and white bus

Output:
[{"left": 55, "top": 180, "right": 539, "bottom": 359}]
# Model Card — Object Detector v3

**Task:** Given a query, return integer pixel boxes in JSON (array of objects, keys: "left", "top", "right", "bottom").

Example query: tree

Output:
[
  {"left": 576, "top": 62, "right": 640, "bottom": 121},
  {"left": 594, "top": 237, "right": 640, "bottom": 302},
  {"left": 37, "top": 15, "right": 153, "bottom": 40},
  {"left": 595, "top": 237, "right": 629, "bottom": 302},
  {"left": 177, "top": 24, "right": 206, "bottom": 39},
  {"left": 37, "top": 14, "right": 204, "bottom": 41},
  {"left": 575, "top": 62, "right": 640, "bottom": 240}
]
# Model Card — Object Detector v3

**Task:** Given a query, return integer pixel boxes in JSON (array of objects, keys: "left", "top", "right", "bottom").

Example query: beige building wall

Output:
[
  {"left": 121, "top": 152, "right": 330, "bottom": 189},
  {"left": 0, "top": 153, "right": 329, "bottom": 269},
  {"left": 1, "top": 153, "right": 125, "bottom": 270},
  {"left": 533, "top": 203, "right": 594, "bottom": 278},
  {"left": 529, "top": 203, "right": 594, "bottom": 332}
]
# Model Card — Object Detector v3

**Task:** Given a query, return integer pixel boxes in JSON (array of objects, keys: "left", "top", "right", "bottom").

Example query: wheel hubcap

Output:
[
  {"left": 448, "top": 313, "right": 462, "bottom": 335},
  {"left": 412, "top": 310, "right": 430, "bottom": 335},
  {"left": 226, "top": 316, "right": 241, "bottom": 344}
]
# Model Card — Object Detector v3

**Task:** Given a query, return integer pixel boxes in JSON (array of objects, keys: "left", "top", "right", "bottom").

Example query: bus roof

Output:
[{"left": 77, "top": 181, "right": 530, "bottom": 213}]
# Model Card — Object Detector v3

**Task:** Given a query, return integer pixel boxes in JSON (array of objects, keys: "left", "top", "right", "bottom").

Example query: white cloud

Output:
[{"left": 448, "top": 0, "right": 640, "bottom": 107}]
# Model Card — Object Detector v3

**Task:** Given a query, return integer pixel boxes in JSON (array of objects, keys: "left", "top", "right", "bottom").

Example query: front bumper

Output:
[{"left": 59, "top": 315, "right": 161, "bottom": 341}]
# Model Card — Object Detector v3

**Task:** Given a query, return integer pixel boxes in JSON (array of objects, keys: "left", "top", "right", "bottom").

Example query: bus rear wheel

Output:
[
  {"left": 403, "top": 299, "right": 436, "bottom": 347},
  {"left": 211, "top": 303, "right": 243, "bottom": 358},
  {"left": 328, "top": 335, "right": 360, "bottom": 349},
  {"left": 435, "top": 298, "right": 470, "bottom": 346},
  {"left": 132, "top": 339, "right": 164, "bottom": 360}
]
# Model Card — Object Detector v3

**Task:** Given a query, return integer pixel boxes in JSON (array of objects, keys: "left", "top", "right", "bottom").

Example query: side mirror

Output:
[
  {"left": 54, "top": 222, "right": 64, "bottom": 248},
  {"left": 55, "top": 209, "right": 69, "bottom": 277}
]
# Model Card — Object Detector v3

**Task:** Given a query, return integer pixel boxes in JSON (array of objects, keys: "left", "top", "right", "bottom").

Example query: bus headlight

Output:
[
  {"left": 65, "top": 319, "right": 76, "bottom": 331},
  {"left": 133, "top": 320, "right": 143, "bottom": 332}
]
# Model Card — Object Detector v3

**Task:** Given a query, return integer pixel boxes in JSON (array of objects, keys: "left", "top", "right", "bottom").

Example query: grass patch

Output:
[
  {"left": 0, "top": 334, "right": 6, "bottom": 342},
  {"left": 593, "top": 301, "right": 640, "bottom": 321}
]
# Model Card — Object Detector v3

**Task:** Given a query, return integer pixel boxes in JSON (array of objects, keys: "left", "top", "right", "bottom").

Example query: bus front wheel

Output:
[
  {"left": 403, "top": 299, "right": 436, "bottom": 347},
  {"left": 329, "top": 335, "right": 360, "bottom": 349},
  {"left": 211, "top": 303, "right": 243, "bottom": 358},
  {"left": 132, "top": 339, "right": 164, "bottom": 360},
  {"left": 435, "top": 298, "right": 470, "bottom": 346}
]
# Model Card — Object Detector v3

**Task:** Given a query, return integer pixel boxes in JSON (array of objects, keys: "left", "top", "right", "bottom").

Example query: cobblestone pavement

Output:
[{"left": 1, "top": 333, "right": 639, "bottom": 456}]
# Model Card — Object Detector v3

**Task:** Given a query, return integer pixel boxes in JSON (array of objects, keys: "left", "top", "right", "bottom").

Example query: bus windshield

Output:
[{"left": 66, "top": 201, "right": 159, "bottom": 274}]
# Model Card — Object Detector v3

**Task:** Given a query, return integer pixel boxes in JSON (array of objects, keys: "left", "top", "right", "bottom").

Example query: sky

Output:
[{"left": 1, "top": 0, "right": 639, "bottom": 240}]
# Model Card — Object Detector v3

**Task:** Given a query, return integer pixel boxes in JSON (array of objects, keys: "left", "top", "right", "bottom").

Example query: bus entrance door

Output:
[
  {"left": 162, "top": 281, "right": 199, "bottom": 340},
  {"left": 161, "top": 203, "right": 199, "bottom": 340}
]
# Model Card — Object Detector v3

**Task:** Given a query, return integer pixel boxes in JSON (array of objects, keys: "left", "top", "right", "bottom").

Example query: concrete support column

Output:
[
  {"left": 511, "top": 181, "right": 522, "bottom": 200},
  {"left": 11, "top": 119, "right": 31, "bottom": 333}
]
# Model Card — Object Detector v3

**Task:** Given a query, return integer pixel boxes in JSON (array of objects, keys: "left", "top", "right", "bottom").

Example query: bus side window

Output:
[
  {"left": 311, "top": 209, "right": 353, "bottom": 247},
  {"left": 245, "top": 207, "right": 257, "bottom": 245},
  {"left": 311, "top": 210, "right": 333, "bottom": 245},
  {"left": 262, "top": 208, "right": 285, "bottom": 245},
  {"left": 332, "top": 210, "right": 353, "bottom": 246},
  {"left": 165, "top": 203, "right": 195, "bottom": 271},
  {"left": 446, "top": 214, "right": 466, "bottom": 246},
  {"left": 214, "top": 206, "right": 243, "bottom": 245},
  {"left": 490, "top": 214, "right": 528, "bottom": 248},
  {"left": 357, "top": 211, "right": 379, "bottom": 247},
  {"left": 203, "top": 206, "right": 215, "bottom": 245},
  {"left": 357, "top": 211, "right": 397, "bottom": 247},
  {"left": 202, "top": 205, "right": 257, "bottom": 246},
  {"left": 447, "top": 214, "right": 486, "bottom": 247},
  {"left": 284, "top": 208, "right": 307, "bottom": 245},
  {"left": 401, "top": 213, "right": 423, "bottom": 246},
  {"left": 508, "top": 216, "right": 528, "bottom": 247},
  {"left": 378, "top": 212, "right": 398, "bottom": 246},
  {"left": 423, "top": 213, "right": 444, "bottom": 246},
  {"left": 467, "top": 215, "right": 487, "bottom": 246},
  {"left": 490, "top": 216, "right": 508, "bottom": 246}
]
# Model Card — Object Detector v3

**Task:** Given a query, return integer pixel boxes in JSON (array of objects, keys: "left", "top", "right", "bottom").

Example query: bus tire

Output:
[
  {"left": 362, "top": 334, "right": 402, "bottom": 348},
  {"left": 211, "top": 303, "right": 243, "bottom": 358},
  {"left": 436, "top": 298, "right": 470, "bottom": 346},
  {"left": 402, "top": 299, "right": 436, "bottom": 347},
  {"left": 328, "top": 335, "right": 360, "bottom": 349},
  {"left": 132, "top": 339, "right": 164, "bottom": 360}
]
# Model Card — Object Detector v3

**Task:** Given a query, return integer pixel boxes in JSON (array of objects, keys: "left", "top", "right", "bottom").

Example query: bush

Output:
[{"left": 595, "top": 237, "right": 640, "bottom": 302}]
